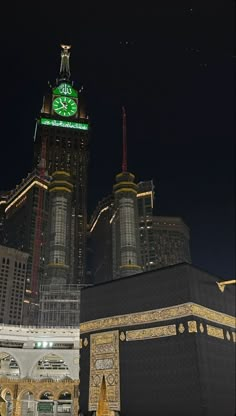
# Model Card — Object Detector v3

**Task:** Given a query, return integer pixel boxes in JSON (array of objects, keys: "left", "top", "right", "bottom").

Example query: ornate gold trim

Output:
[
  {"left": 126, "top": 324, "right": 176, "bottom": 341},
  {"left": 80, "top": 302, "right": 236, "bottom": 334},
  {"left": 206, "top": 324, "right": 224, "bottom": 339}
]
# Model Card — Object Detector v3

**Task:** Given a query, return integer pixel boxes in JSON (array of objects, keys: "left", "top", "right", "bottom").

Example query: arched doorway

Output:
[
  {"left": 31, "top": 353, "right": 70, "bottom": 379},
  {"left": 0, "top": 395, "right": 7, "bottom": 416},
  {"left": 38, "top": 391, "right": 54, "bottom": 415},
  {"left": 2, "top": 392, "right": 13, "bottom": 416},
  {"left": 0, "top": 353, "right": 20, "bottom": 379},
  {"left": 58, "top": 391, "right": 72, "bottom": 414},
  {"left": 20, "top": 391, "right": 35, "bottom": 416}
]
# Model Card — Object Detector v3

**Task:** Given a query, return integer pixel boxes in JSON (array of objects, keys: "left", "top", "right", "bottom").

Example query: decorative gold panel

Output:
[
  {"left": 206, "top": 324, "right": 224, "bottom": 339},
  {"left": 119, "top": 332, "right": 126, "bottom": 341},
  {"left": 126, "top": 324, "right": 176, "bottom": 341},
  {"left": 232, "top": 332, "right": 236, "bottom": 343},
  {"left": 89, "top": 330, "right": 120, "bottom": 412},
  {"left": 80, "top": 302, "right": 235, "bottom": 334},
  {"left": 178, "top": 323, "right": 185, "bottom": 333},
  {"left": 199, "top": 323, "right": 205, "bottom": 333},
  {"left": 188, "top": 321, "right": 198, "bottom": 333}
]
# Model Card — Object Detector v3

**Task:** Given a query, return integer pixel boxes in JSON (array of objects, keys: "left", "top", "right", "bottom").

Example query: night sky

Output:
[{"left": 0, "top": 1, "right": 234, "bottom": 279}]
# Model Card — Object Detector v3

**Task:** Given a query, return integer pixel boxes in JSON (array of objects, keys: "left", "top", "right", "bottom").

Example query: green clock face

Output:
[{"left": 53, "top": 96, "right": 77, "bottom": 117}]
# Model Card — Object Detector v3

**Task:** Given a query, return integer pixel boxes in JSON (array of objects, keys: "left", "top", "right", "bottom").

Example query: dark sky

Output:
[{"left": 0, "top": 1, "right": 234, "bottom": 279}]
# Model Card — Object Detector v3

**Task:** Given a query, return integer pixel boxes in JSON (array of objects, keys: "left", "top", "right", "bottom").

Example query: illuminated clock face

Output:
[{"left": 53, "top": 96, "right": 77, "bottom": 117}]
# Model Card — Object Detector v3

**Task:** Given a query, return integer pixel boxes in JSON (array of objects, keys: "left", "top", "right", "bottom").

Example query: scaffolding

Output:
[{"left": 38, "top": 284, "right": 83, "bottom": 327}]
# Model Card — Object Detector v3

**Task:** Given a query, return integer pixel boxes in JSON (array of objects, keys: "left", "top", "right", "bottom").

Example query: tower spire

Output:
[
  {"left": 59, "top": 44, "right": 71, "bottom": 81},
  {"left": 122, "top": 106, "right": 127, "bottom": 172}
]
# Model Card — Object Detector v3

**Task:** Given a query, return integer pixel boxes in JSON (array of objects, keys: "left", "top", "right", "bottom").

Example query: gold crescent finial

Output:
[{"left": 61, "top": 44, "right": 71, "bottom": 51}]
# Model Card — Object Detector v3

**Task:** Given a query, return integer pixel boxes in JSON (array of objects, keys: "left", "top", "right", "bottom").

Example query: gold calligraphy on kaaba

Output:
[
  {"left": 206, "top": 324, "right": 224, "bottom": 339},
  {"left": 126, "top": 324, "right": 176, "bottom": 341},
  {"left": 80, "top": 302, "right": 235, "bottom": 334},
  {"left": 89, "top": 330, "right": 120, "bottom": 412}
]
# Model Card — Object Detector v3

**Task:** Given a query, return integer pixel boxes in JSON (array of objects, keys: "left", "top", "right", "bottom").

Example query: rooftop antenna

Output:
[{"left": 122, "top": 106, "right": 127, "bottom": 172}]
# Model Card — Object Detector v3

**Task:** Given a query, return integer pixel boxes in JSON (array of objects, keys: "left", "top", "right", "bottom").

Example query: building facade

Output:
[
  {"left": 2, "top": 171, "right": 49, "bottom": 324},
  {"left": 112, "top": 171, "right": 142, "bottom": 279},
  {"left": 151, "top": 216, "right": 191, "bottom": 269},
  {"left": 38, "top": 171, "right": 81, "bottom": 327},
  {"left": 137, "top": 180, "right": 157, "bottom": 271},
  {"left": 0, "top": 324, "right": 80, "bottom": 415},
  {"left": 0, "top": 245, "right": 29, "bottom": 325},
  {"left": 88, "top": 179, "right": 191, "bottom": 283}
]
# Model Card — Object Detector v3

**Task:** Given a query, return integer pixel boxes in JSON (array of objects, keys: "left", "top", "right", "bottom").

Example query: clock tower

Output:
[{"left": 34, "top": 44, "right": 89, "bottom": 284}]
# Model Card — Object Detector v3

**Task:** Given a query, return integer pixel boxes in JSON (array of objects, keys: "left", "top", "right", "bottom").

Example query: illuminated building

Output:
[
  {"left": 39, "top": 171, "right": 81, "bottom": 327},
  {"left": 2, "top": 171, "right": 49, "bottom": 324},
  {"left": 137, "top": 180, "right": 157, "bottom": 270},
  {"left": 112, "top": 171, "right": 142, "bottom": 278},
  {"left": 0, "top": 245, "right": 29, "bottom": 325},
  {"left": 33, "top": 45, "right": 89, "bottom": 284},
  {"left": 137, "top": 182, "right": 191, "bottom": 270},
  {"left": 89, "top": 180, "right": 191, "bottom": 283},
  {"left": 112, "top": 108, "right": 141, "bottom": 278},
  {"left": 45, "top": 171, "right": 73, "bottom": 284}
]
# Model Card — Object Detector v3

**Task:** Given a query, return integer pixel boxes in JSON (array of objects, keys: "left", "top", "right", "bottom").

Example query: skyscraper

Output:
[
  {"left": 112, "top": 107, "right": 142, "bottom": 278},
  {"left": 2, "top": 171, "right": 49, "bottom": 324},
  {"left": 38, "top": 171, "right": 81, "bottom": 327},
  {"left": 33, "top": 45, "right": 89, "bottom": 284},
  {"left": 0, "top": 245, "right": 29, "bottom": 325}
]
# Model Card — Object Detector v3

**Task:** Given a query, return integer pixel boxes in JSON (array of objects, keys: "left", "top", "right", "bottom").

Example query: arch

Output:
[
  {"left": 30, "top": 352, "right": 72, "bottom": 379},
  {"left": 39, "top": 391, "right": 54, "bottom": 400},
  {"left": 17, "top": 389, "right": 34, "bottom": 401},
  {"left": 1, "top": 390, "right": 13, "bottom": 416},
  {"left": 58, "top": 390, "right": 72, "bottom": 400},
  {"left": 0, "top": 352, "right": 22, "bottom": 378},
  {"left": 20, "top": 390, "right": 35, "bottom": 416},
  {"left": 0, "top": 388, "right": 14, "bottom": 402}
]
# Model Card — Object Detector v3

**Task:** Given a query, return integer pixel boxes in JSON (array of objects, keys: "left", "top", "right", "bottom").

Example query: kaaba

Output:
[{"left": 79, "top": 263, "right": 236, "bottom": 416}]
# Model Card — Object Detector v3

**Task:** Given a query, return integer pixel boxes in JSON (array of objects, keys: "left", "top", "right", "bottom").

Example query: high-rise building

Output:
[
  {"left": 38, "top": 171, "right": 81, "bottom": 327},
  {"left": 137, "top": 180, "right": 157, "bottom": 271},
  {"left": 151, "top": 216, "right": 191, "bottom": 269},
  {"left": 89, "top": 178, "right": 191, "bottom": 282},
  {"left": 45, "top": 171, "right": 73, "bottom": 284},
  {"left": 0, "top": 245, "right": 29, "bottom": 325},
  {"left": 89, "top": 108, "right": 142, "bottom": 282},
  {"left": 112, "top": 170, "right": 142, "bottom": 278},
  {"left": 33, "top": 45, "right": 89, "bottom": 284},
  {"left": 112, "top": 108, "right": 142, "bottom": 278},
  {"left": 3, "top": 171, "right": 49, "bottom": 324}
]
